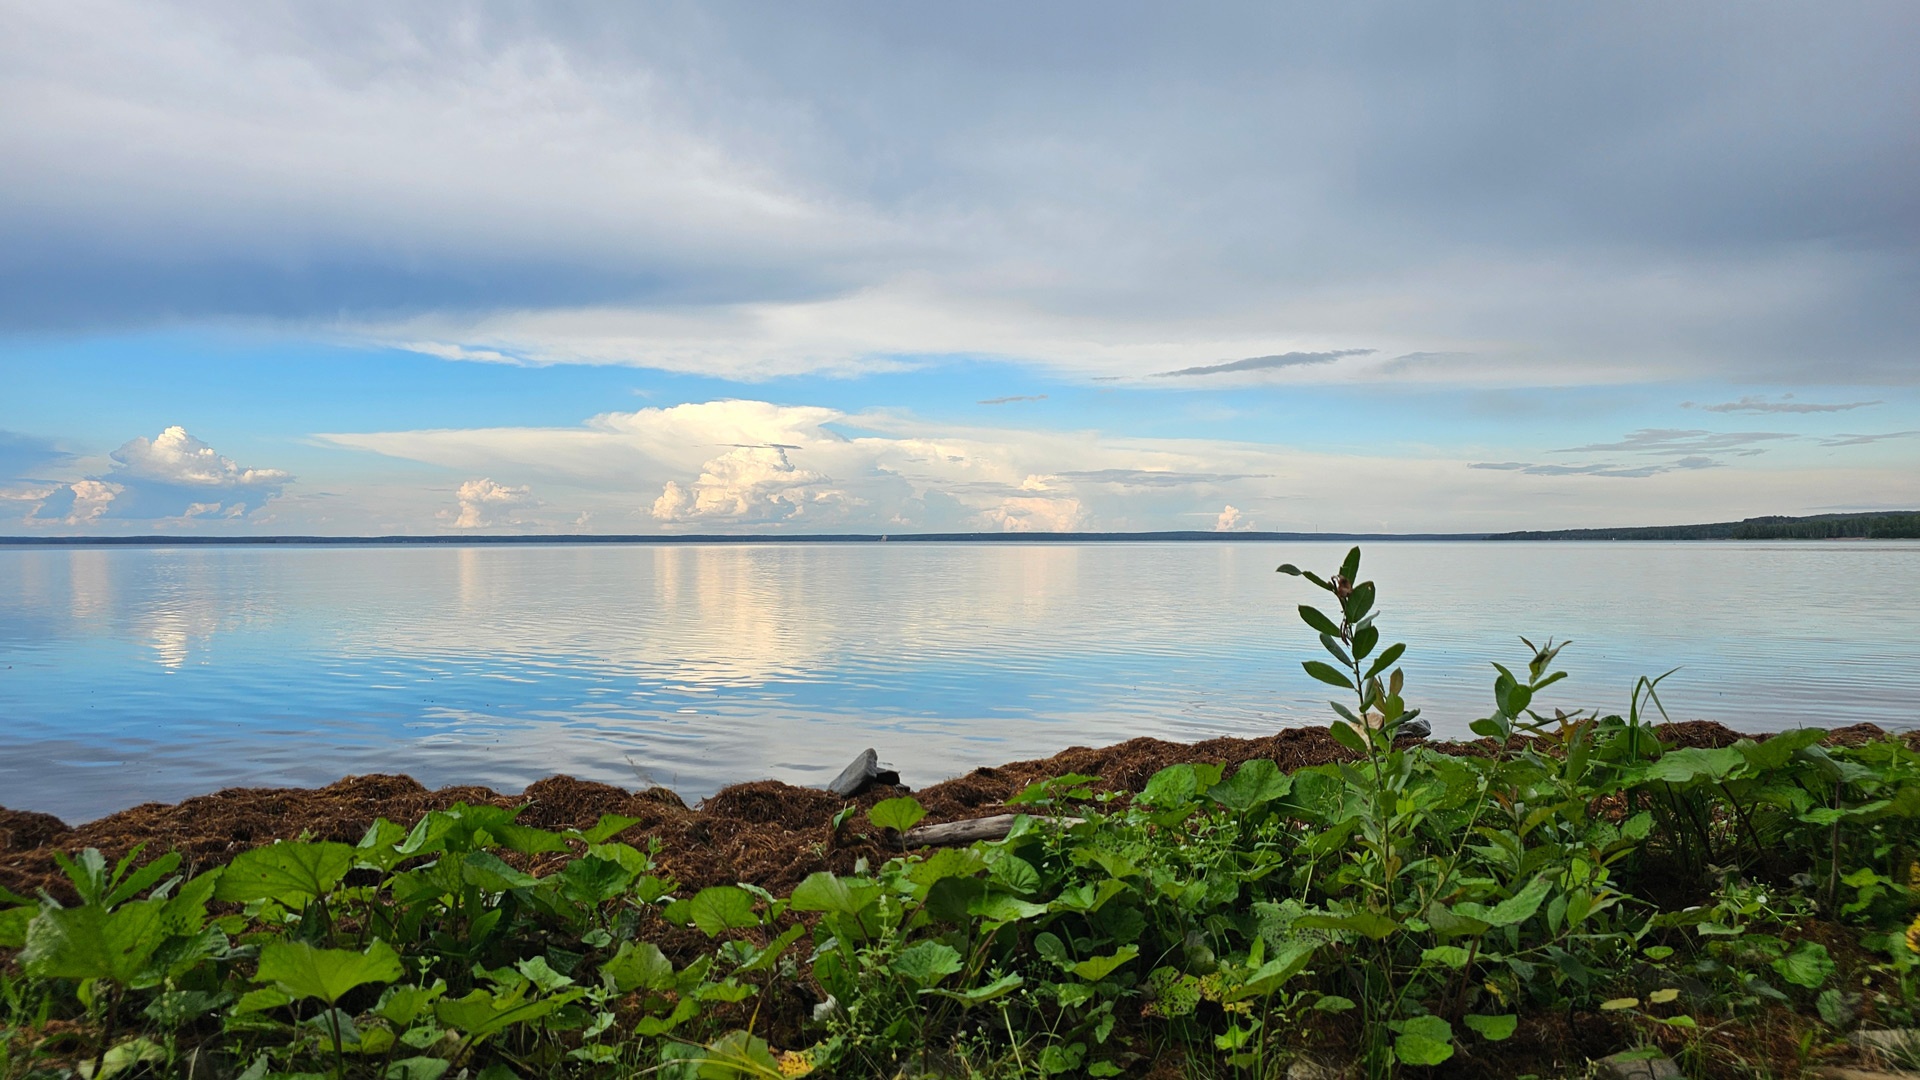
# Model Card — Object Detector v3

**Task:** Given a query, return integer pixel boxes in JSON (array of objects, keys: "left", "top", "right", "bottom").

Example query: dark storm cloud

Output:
[
  {"left": 1, "top": 2, "right": 1915, "bottom": 381},
  {"left": 1152, "top": 350, "right": 1372, "bottom": 378}
]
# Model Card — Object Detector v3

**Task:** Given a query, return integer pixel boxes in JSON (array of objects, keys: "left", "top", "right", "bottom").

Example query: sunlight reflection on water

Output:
[{"left": 2, "top": 541, "right": 1916, "bottom": 821}]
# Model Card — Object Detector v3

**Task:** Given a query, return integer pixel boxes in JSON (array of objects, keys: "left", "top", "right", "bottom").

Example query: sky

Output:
[{"left": 2, "top": 2, "right": 1916, "bottom": 536}]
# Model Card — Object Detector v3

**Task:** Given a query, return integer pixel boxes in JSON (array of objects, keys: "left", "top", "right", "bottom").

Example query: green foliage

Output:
[
  {"left": 254, "top": 939, "right": 403, "bottom": 1006},
  {"left": 2, "top": 544, "right": 1915, "bottom": 1079}
]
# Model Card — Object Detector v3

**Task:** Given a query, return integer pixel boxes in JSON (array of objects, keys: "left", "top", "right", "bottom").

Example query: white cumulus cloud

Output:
[
  {"left": 651, "top": 445, "right": 850, "bottom": 525},
  {"left": 445, "top": 478, "right": 539, "bottom": 529}
]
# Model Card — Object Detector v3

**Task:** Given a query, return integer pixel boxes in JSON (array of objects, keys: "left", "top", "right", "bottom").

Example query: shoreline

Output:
[{"left": 6, "top": 718, "right": 1910, "bottom": 902}]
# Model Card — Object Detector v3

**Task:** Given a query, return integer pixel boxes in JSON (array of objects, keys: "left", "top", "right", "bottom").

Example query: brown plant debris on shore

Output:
[{"left": 2, "top": 721, "right": 1909, "bottom": 903}]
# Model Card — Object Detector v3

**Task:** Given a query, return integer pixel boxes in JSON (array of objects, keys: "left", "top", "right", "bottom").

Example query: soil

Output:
[{"left": 4, "top": 721, "right": 1914, "bottom": 904}]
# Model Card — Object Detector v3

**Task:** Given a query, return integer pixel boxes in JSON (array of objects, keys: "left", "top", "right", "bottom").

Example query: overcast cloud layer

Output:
[{"left": 1, "top": 2, "right": 1915, "bottom": 533}]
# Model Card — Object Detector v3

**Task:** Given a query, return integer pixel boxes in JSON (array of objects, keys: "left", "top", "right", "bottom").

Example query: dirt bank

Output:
[{"left": 3, "top": 721, "right": 1907, "bottom": 902}]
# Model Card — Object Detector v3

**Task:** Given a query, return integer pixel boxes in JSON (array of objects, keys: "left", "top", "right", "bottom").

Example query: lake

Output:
[{"left": 2, "top": 541, "right": 1916, "bottom": 822}]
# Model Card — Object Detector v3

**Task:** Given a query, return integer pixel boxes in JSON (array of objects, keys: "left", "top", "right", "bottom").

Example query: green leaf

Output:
[
  {"left": 434, "top": 987, "right": 580, "bottom": 1042},
  {"left": 1464, "top": 1013, "right": 1517, "bottom": 1041},
  {"left": 1773, "top": 941, "right": 1835, "bottom": 989},
  {"left": 215, "top": 842, "right": 355, "bottom": 908},
  {"left": 990, "top": 854, "right": 1042, "bottom": 894},
  {"left": 1455, "top": 876, "right": 1552, "bottom": 929},
  {"left": 255, "top": 939, "right": 403, "bottom": 1006},
  {"left": 1328, "top": 720, "right": 1368, "bottom": 755},
  {"left": 0, "top": 905, "right": 33, "bottom": 949},
  {"left": 1342, "top": 581, "right": 1375, "bottom": 624},
  {"left": 1362, "top": 642, "right": 1406, "bottom": 681},
  {"left": 1299, "top": 605, "right": 1342, "bottom": 637},
  {"left": 1421, "top": 945, "right": 1472, "bottom": 970},
  {"left": 968, "top": 894, "right": 1048, "bottom": 924},
  {"left": 687, "top": 886, "right": 759, "bottom": 937},
  {"left": 906, "top": 848, "right": 987, "bottom": 889},
  {"left": 1393, "top": 1015, "right": 1454, "bottom": 1066},
  {"left": 736, "top": 924, "right": 806, "bottom": 975},
  {"left": 1339, "top": 547, "right": 1361, "bottom": 583},
  {"left": 1206, "top": 760, "right": 1292, "bottom": 812},
  {"left": 490, "top": 823, "right": 572, "bottom": 856},
  {"left": 868, "top": 796, "right": 927, "bottom": 834},
  {"left": 514, "top": 956, "right": 574, "bottom": 992},
  {"left": 891, "top": 940, "right": 964, "bottom": 987},
  {"left": 1303, "top": 660, "right": 1355, "bottom": 690},
  {"left": 788, "top": 872, "right": 877, "bottom": 917},
  {"left": 1295, "top": 910, "right": 1399, "bottom": 940},
  {"left": 572, "top": 814, "right": 641, "bottom": 845},
  {"left": 601, "top": 941, "right": 675, "bottom": 994},
  {"left": 1139, "top": 764, "right": 1205, "bottom": 808},
  {"left": 84, "top": 1036, "right": 165, "bottom": 1080},
  {"left": 375, "top": 982, "right": 446, "bottom": 1028},
  {"left": 1352, "top": 624, "right": 1379, "bottom": 661},
  {"left": 1071, "top": 944, "right": 1139, "bottom": 982},
  {"left": 1600, "top": 997, "right": 1640, "bottom": 1011},
  {"left": 1639, "top": 747, "right": 1746, "bottom": 784},
  {"left": 1735, "top": 728, "right": 1825, "bottom": 771},
  {"left": 460, "top": 851, "right": 540, "bottom": 893},
  {"left": 21, "top": 899, "right": 166, "bottom": 985},
  {"left": 1232, "top": 941, "right": 1316, "bottom": 998},
  {"left": 926, "top": 972, "right": 1024, "bottom": 1008},
  {"left": 104, "top": 852, "right": 182, "bottom": 909},
  {"left": 386, "top": 1058, "right": 451, "bottom": 1080}
]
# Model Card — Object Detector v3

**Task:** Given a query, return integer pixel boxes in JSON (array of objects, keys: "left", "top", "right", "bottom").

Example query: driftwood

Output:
[{"left": 903, "top": 813, "right": 1083, "bottom": 848}]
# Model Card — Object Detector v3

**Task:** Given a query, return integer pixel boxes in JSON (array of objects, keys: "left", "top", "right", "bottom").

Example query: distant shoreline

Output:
[{"left": 2, "top": 509, "right": 1917, "bottom": 546}]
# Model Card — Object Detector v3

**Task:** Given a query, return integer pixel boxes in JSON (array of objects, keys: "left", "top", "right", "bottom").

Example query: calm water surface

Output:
[{"left": 2, "top": 541, "right": 1916, "bottom": 821}]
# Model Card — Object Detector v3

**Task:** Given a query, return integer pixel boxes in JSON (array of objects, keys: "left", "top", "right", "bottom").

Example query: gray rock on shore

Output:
[{"left": 827, "top": 748, "right": 902, "bottom": 798}]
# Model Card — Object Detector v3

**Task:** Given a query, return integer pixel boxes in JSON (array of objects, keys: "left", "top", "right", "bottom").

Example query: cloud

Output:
[
  {"left": 651, "top": 445, "right": 851, "bottom": 525},
  {"left": 1053, "top": 469, "right": 1265, "bottom": 487},
  {"left": 0, "top": 430, "right": 75, "bottom": 480},
  {"left": 5, "top": 5, "right": 1914, "bottom": 385},
  {"left": 12, "top": 426, "right": 289, "bottom": 527},
  {"left": 1215, "top": 504, "right": 1249, "bottom": 532},
  {"left": 976, "top": 489, "right": 1086, "bottom": 533},
  {"left": 1153, "top": 350, "right": 1374, "bottom": 378},
  {"left": 318, "top": 396, "right": 1920, "bottom": 535},
  {"left": 1689, "top": 395, "right": 1882, "bottom": 414},
  {"left": 444, "top": 478, "right": 539, "bottom": 529},
  {"left": 978, "top": 395, "right": 1047, "bottom": 405},
  {"left": 1470, "top": 456, "right": 1722, "bottom": 479},
  {"left": 1818, "top": 430, "right": 1920, "bottom": 447},
  {"left": 1556, "top": 429, "right": 1796, "bottom": 456}
]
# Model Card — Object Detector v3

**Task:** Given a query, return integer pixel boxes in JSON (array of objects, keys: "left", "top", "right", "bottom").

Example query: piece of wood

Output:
[{"left": 903, "top": 813, "right": 1083, "bottom": 848}]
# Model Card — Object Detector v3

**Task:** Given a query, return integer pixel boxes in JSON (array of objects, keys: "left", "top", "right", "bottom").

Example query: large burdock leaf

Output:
[
  {"left": 21, "top": 899, "right": 166, "bottom": 985},
  {"left": 868, "top": 797, "right": 927, "bottom": 834},
  {"left": 1392, "top": 1015, "right": 1454, "bottom": 1066},
  {"left": 1773, "top": 941, "right": 1835, "bottom": 989},
  {"left": 891, "top": 941, "right": 963, "bottom": 987},
  {"left": 600, "top": 942, "right": 675, "bottom": 994},
  {"left": 434, "top": 985, "right": 582, "bottom": 1041},
  {"left": 254, "top": 939, "right": 403, "bottom": 1006},
  {"left": 1070, "top": 944, "right": 1139, "bottom": 982},
  {"left": 1206, "top": 760, "right": 1292, "bottom": 812},
  {"left": 215, "top": 842, "right": 355, "bottom": 907},
  {"left": 687, "top": 886, "right": 759, "bottom": 937}
]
